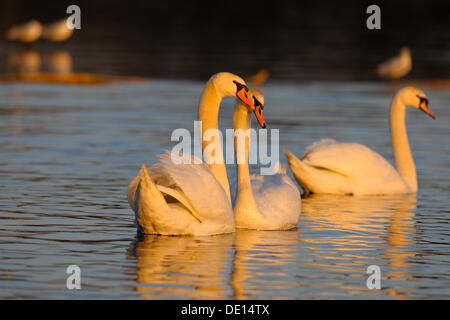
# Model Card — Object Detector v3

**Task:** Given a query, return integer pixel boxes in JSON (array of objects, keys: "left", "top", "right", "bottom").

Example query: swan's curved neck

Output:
[
  {"left": 233, "top": 103, "right": 259, "bottom": 215},
  {"left": 390, "top": 95, "right": 417, "bottom": 192},
  {"left": 198, "top": 79, "right": 231, "bottom": 201}
]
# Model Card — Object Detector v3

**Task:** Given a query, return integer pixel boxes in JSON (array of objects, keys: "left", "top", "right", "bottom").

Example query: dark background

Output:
[{"left": 0, "top": 0, "right": 448, "bottom": 80}]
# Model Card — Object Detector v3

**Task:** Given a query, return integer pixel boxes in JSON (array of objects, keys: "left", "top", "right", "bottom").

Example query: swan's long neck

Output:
[
  {"left": 390, "top": 95, "right": 417, "bottom": 192},
  {"left": 198, "top": 79, "right": 231, "bottom": 201},
  {"left": 233, "top": 103, "right": 259, "bottom": 215}
]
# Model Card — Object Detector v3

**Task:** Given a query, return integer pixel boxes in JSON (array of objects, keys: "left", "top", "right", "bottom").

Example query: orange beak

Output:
[
  {"left": 236, "top": 88, "right": 255, "bottom": 111},
  {"left": 419, "top": 100, "right": 436, "bottom": 119},
  {"left": 254, "top": 106, "right": 266, "bottom": 128}
]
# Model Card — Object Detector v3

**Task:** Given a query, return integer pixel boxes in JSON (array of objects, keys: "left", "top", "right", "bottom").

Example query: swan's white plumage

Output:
[
  {"left": 230, "top": 172, "right": 301, "bottom": 230},
  {"left": 231, "top": 89, "right": 301, "bottom": 230},
  {"left": 286, "top": 140, "right": 408, "bottom": 195},
  {"left": 149, "top": 151, "right": 233, "bottom": 222},
  {"left": 128, "top": 151, "right": 234, "bottom": 236},
  {"left": 285, "top": 87, "right": 433, "bottom": 196},
  {"left": 302, "top": 138, "right": 337, "bottom": 157}
]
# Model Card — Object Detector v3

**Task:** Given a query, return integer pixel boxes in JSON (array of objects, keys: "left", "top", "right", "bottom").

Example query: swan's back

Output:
[
  {"left": 301, "top": 140, "right": 408, "bottom": 194},
  {"left": 128, "top": 151, "right": 234, "bottom": 235},
  {"left": 304, "top": 141, "right": 386, "bottom": 174},
  {"left": 149, "top": 151, "right": 233, "bottom": 223},
  {"left": 252, "top": 174, "right": 301, "bottom": 228}
]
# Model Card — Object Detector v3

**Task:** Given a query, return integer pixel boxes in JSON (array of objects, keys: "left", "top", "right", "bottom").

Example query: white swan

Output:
[
  {"left": 231, "top": 89, "right": 301, "bottom": 230},
  {"left": 285, "top": 87, "right": 435, "bottom": 196},
  {"left": 6, "top": 20, "right": 43, "bottom": 43},
  {"left": 376, "top": 47, "right": 412, "bottom": 80},
  {"left": 127, "top": 72, "right": 256, "bottom": 235},
  {"left": 41, "top": 19, "right": 74, "bottom": 42}
]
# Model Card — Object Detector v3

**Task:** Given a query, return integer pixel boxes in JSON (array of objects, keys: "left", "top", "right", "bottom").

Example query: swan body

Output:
[
  {"left": 231, "top": 89, "right": 301, "bottom": 230},
  {"left": 285, "top": 87, "right": 435, "bottom": 196},
  {"left": 128, "top": 72, "right": 256, "bottom": 235},
  {"left": 6, "top": 20, "right": 43, "bottom": 43},
  {"left": 128, "top": 153, "right": 234, "bottom": 236},
  {"left": 285, "top": 140, "right": 408, "bottom": 195},
  {"left": 377, "top": 47, "right": 412, "bottom": 79},
  {"left": 42, "top": 19, "right": 74, "bottom": 42}
]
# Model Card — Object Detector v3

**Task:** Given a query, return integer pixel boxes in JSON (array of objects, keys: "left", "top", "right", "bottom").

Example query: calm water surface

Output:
[{"left": 0, "top": 80, "right": 449, "bottom": 299}]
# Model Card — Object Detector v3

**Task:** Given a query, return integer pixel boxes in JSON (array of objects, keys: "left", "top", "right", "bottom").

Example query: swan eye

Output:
[
  {"left": 253, "top": 96, "right": 264, "bottom": 110},
  {"left": 416, "top": 95, "right": 428, "bottom": 106},
  {"left": 233, "top": 80, "right": 248, "bottom": 93}
]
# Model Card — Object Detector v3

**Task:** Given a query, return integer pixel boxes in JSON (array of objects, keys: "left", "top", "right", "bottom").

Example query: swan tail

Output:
[
  {"left": 285, "top": 149, "right": 353, "bottom": 195},
  {"left": 129, "top": 164, "right": 173, "bottom": 234},
  {"left": 284, "top": 150, "right": 313, "bottom": 195},
  {"left": 137, "top": 164, "right": 167, "bottom": 209},
  {"left": 128, "top": 164, "right": 168, "bottom": 214}
]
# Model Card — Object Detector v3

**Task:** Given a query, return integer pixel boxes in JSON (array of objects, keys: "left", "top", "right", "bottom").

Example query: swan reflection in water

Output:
[
  {"left": 230, "top": 229, "right": 301, "bottom": 300},
  {"left": 127, "top": 233, "right": 234, "bottom": 299},
  {"left": 301, "top": 193, "right": 417, "bottom": 298},
  {"left": 126, "top": 194, "right": 417, "bottom": 299},
  {"left": 126, "top": 229, "right": 301, "bottom": 300}
]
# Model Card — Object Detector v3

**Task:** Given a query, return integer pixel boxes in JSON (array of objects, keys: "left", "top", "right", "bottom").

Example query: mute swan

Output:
[
  {"left": 127, "top": 72, "right": 256, "bottom": 235},
  {"left": 231, "top": 89, "right": 301, "bottom": 230},
  {"left": 376, "top": 47, "right": 412, "bottom": 80},
  {"left": 6, "top": 20, "right": 43, "bottom": 43},
  {"left": 285, "top": 87, "right": 435, "bottom": 196},
  {"left": 42, "top": 19, "right": 74, "bottom": 42}
]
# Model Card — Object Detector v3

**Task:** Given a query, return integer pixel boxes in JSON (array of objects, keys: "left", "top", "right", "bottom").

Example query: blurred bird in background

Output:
[
  {"left": 6, "top": 20, "right": 43, "bottom": 43},
  {"left": 41, "top": 18, "right": 74, "bottom": 42},
  {"left": 376, "top": 47, "right": 412, "bottom": 80},
  {"left": 247, "top": 69, "right": 269, "bottom": 86}
]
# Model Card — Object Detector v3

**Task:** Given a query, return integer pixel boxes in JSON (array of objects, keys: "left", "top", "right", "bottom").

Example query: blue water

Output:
[{"left": 0, "top": 80, "right": 449, "bottom": 299}]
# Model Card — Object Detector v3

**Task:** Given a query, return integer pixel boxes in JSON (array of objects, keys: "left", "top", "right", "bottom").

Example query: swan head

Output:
[
  {"left": 249, "top": 88, "right": 266, "bottom": 128},
  {"left": 396, "top": 86, "right": 435, "bottom": 119},
  {"left": 210, "top": 72, "right": 255, "bottom": 110}
]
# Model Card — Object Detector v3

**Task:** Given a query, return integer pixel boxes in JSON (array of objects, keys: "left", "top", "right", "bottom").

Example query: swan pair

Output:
[{"left": 128, "top": 73, "right": 301, "bottom": 235}]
